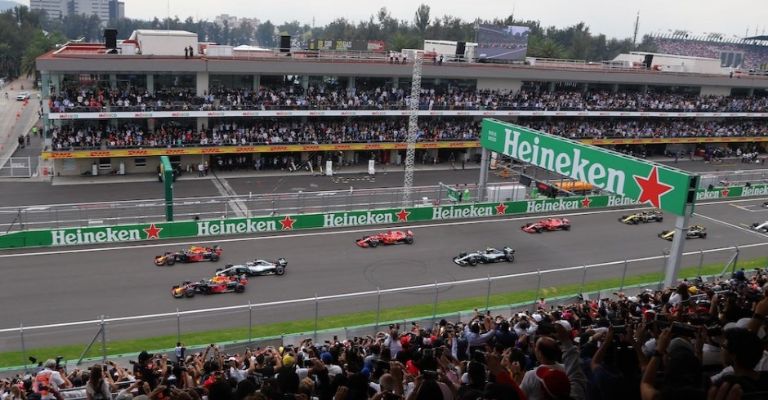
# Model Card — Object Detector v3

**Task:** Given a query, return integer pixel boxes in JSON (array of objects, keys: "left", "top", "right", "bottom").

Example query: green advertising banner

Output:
[
  {"left": 1, "top": 184, "right": 764, "bottom": 250},
  {"left": 480, "top": 119, "right": 695, "bottom": 216}
]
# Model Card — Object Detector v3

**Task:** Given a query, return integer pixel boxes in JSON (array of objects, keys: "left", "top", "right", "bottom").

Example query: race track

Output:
[{"left": 1, "top": 197, "right": 766, "bottom": 351}]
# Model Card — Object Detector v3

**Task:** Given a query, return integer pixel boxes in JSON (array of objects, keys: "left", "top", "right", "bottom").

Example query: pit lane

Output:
[{"left": 0, "top": 197, "right": 766, "bottom": 351}]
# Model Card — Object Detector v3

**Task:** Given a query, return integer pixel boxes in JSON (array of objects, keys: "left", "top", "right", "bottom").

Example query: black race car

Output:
[
  {"left": 453, "top": 247, "right": 515, "bottom": 266},
  {"left": 658, "top": 225, "right": 707, "bottom": 241},
  {"left": 619, "top": 210, "right": 664, "bottom": 224}
]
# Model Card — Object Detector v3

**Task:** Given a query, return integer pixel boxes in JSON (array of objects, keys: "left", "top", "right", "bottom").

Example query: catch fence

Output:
[{"left": 0, "top": 243, "right": 763, "bottom": 371}]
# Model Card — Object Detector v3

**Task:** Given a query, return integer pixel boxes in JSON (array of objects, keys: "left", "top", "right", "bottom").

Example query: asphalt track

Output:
[{"left": 1, "top": 197, "right": 766, "bottom": 352}]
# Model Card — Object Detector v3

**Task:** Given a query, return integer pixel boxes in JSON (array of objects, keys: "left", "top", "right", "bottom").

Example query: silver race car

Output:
[
  {"left": 752, "top": 221, "right": 768, "bottom": 233},
  {"left": 215, "top": 258, "right": 287, "bottom": 277},
  {"left": 453, "top": 247, "right": 515, "bottom": 266}
]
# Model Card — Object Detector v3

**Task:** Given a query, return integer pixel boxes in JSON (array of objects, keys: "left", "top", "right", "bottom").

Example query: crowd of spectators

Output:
[
  {"left": 650, "top": 37, "right": 768, "bottom": 70},
  {"left": 49, "top": 118, "right": 768, "bottom": 150},
  {"left": 3, "top": 268, "right": 767, "bottom": 400},
  {"left": 48, "top": 85, "right": 768, "bottom": 113}
]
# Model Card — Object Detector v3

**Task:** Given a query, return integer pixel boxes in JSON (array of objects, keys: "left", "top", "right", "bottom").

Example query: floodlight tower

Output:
[{"left": 402, "top": 50, "right": 423, "bottom": 207}]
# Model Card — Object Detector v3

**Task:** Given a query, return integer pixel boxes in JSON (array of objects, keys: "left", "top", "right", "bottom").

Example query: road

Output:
[
  {"left": 0, "top": 197, "right": 766, "bottom": 351},
  {"left": 0, "top": 78, "right": 39, "bottom": 175}
]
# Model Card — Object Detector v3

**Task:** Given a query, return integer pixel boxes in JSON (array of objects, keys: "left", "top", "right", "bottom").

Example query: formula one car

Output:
[
  {"left": 751, "top": 221, "right": 768, "bottom": 233},
  {"left": 356, "top": 230, "right": 414, "bottom": 248},
  {"left": 453, "top": 247, "right": 516, "bottom": 266},
  {"left": 155, "top": 245, "right": 223, "bottom": 266},
  {"left": 215, "top": 258, "right": 288, "bottom": 277},
  {"left": 658, "top": 225, "right": 708, "bottom": 241},
  {"left": 521, "top": 218, "right": 571, "bottom": 233},
  {"left": 171, "top": 275, "right": 247, "bottom": 298},
  {"left": 619, "top": 210, "right": 664, "bottom": 224}
]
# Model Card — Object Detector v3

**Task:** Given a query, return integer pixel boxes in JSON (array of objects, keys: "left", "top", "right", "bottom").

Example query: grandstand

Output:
[{"left": 647, "top": 33, "right": 768, "bottom": 70}]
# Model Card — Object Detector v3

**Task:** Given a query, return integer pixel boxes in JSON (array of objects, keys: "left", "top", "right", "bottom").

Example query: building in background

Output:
[{"left": 30, "top": 0, "right": 124, "bottom": 23}]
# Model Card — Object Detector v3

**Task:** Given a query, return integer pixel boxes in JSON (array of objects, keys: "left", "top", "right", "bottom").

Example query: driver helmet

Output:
[{"left": 486, "top": 247, "right": 494, "bottom": 253}]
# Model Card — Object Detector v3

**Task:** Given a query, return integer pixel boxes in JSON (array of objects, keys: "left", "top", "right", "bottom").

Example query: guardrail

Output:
[{"left": 0, "top": 243, "right": 761, "bottom": 371}]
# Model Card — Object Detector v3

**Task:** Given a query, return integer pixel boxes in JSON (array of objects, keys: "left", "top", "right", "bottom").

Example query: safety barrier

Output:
[{"left": 0, "top": 183, "right": 764, "bottom": 249}]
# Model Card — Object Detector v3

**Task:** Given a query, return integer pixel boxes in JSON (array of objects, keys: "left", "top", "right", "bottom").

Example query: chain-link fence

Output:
[
  {"left": 1, "top": 244, "right": 763, "bottom": 372},
  {"left": 0, "top": 156, "right": 33, "bottom": 178}
]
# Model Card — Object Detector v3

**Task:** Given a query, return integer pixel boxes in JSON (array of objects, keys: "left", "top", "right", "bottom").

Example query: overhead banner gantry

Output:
[{"left": 477, "top": 119, "right": 699, "bottom": 287}]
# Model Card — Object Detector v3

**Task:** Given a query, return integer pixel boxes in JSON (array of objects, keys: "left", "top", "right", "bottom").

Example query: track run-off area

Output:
[{"left": 0, "top": 196, "right": 766, "bottom": 351}]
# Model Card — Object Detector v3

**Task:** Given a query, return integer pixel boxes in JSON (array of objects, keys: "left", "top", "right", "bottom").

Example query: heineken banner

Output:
[
  {"left": 480, "top": 120, "right": 695, "bottom": 216},
  {"left": 0, "top": 195, "right": 635, "bottom": 249},
  {"left": 1, "top": 184, "right": 765, "bottom": 249}
]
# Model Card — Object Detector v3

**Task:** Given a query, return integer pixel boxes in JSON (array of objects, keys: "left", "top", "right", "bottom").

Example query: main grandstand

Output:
[{"left": 35, "top": 30, "right": 768, "bottom": 177}]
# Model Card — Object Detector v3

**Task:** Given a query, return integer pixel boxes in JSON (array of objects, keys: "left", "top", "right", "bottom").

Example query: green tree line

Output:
[{"left": 0, "top": 4, "right": 659, "bottom": 81}]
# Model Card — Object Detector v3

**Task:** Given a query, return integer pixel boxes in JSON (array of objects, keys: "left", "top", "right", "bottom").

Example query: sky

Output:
[{"left": 23, "top": 0, "right": 768, "bottom": 40}]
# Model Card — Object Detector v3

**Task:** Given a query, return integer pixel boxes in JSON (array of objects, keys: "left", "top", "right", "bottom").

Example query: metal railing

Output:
[
  {"left": 0, "top": 243, "right": 763, "bottom": 371},
  {"left": 0, "top": 183, "right": 496, "bottom": 232}
]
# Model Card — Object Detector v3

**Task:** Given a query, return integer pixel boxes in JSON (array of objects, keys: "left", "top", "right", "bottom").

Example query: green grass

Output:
[{"left": 1, "top": 257, "right": 764, "bottom": 369}]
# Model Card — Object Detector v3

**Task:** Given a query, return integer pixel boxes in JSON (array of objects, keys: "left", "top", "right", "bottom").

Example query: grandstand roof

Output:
[{"left": 744, "top": 35, "right": 768, "bottom": 41}]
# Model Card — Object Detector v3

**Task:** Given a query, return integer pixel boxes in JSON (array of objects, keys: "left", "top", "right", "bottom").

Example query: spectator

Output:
[{"left": 85, "top": 365, "right": 112, "bottom": 400}]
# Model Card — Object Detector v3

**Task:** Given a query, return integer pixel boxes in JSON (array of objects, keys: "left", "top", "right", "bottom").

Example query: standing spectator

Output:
[{"left": 85, "top": 365, "right": 112, "bottom": 400}]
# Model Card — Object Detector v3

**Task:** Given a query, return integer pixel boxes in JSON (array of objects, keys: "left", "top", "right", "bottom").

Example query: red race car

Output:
[
  {"left": 356, "top": 230, "right": 414, "bottom": 248},
  {"left": 521, "top": 218, "right": 571, "bottom": 233},
  {"left": 155, "top": 245, "right": 223, "bottom": 266},
  {"left": 171, "top": 275, "right": 247, "bottom": 298}
]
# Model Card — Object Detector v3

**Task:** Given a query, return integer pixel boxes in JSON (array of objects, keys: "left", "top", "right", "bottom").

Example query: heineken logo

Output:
[
  {"left": 696, "top": 190, "right": 721, "bottom": 200},
  {"left": 526, "top": 198, "right": 580, "bottom": 213},
  {"left": 633, "top": 166, "right": 673, "bottom": 209},
  {"left": 51, "top": 226, "right": 143, "bottom": 246},
  {"left": 197, "top": 219, "right": 277, "bottom": 236},
  {"left": 743, "top": 186, "right": 768, "bottom": 197},
  {"left": 501, "top": 128, "right": 627, "bottom": 195},
  {"left": 606, "top": 196, "right": 637, "bottom": 207},
  {"left": 323, "top": 211, "right": 393, "bottom": 228},
  {"left": 433, "top": 204, "right": 496, "bottom": 220}
]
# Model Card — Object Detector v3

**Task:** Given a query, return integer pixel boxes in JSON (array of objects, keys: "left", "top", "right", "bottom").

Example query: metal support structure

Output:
[
  {"left": 402, "top": 51, "right": 423, "bottom": 207},
  {"left": 160, "top": 156, "right": 174, "bottom": 221},
  {"left": 731, "top": 245, "right": 740, "bottom": 276},
  {"left": 375, "top": 287, "right": 381, "bottom": 332},
  {"left": 697, "top": 250, "right": 704, "bottom": 277},
  {"left": 663, "top": 208, "right": 691, "bottom": 288},
  {"left": 313, "top": 294, "right": 319, "bottom": 342},
  {"left": 485, "top": 275, "right": 492, "bottom": 310},
  {"left": 432, "top": 282, "right": 439, "bottom": 320},
  {"left": 176, "top": 308, "right": 181, "bottom": 344},
  {"left": 477, "top": 148, "right": 490, "bottom": 202},
  {"left": 100, "top": 315, "right": 107, "bottom": 364},
  {"left": 248, "top": 302, "right": 253, "bottom": 345},
  {"left": 20, "top": 323, "right": 27, "bottom": 373},
  {"left": 579, "top": 265, "right": 588, "bottom": 294},
  {"left": 619, "top": 260, "right": 628, "bottom": 291},
  {"left": 534, "top": 270, "right": 542, "bottom": 308}
]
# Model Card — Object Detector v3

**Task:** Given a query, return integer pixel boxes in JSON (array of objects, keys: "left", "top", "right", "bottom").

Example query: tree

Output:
[
  {"left": 413, "top": 4, "right": 430, "bottom": 35},
  {"left": 255, "top": 20, "right": 275, "bottom": 47}
]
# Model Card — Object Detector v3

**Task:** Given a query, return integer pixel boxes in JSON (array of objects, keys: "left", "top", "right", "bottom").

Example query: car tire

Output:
[
  {"left": 468, "top": 257, "right": 478, "bottom": 266},
  {"left": 370, "top": 240, "right": 379, "bottom": 248},
  {"left": 700, "top": 233, "right": 707, "bottom": 239},
  {"left": 166, "top": 257, "right": 175, "bottom": 266},
  {"left": 656, "top": 218, "right": 663, "bottom": 222},
  {"left": 210, "top": 254, "right": 219, "bottom": 262},
  {"left": 405, "top": 236, "right": 414, "bottom": 245},
  {"left": 185, "top": 289, "right": 195, "bottom": 298},
  {"left": 536, "top": 227, "right": 543, "bottom": 233},
  {"left": 275, "top": 266, "right": 285, "bottom": 276},
  {"left": 563, "top": 225, "right": 571, "bottom": 230},
  {"left": 506, "top": 254, "right": 515, "bottom": 263},
  {"left": 235, "top": 285, "right": 245, "bottom": 293}
]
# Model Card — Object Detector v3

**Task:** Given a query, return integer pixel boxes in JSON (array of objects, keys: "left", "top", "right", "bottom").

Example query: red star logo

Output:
[
  {"left": 396, "top": 209, "right": 411, "bottom": 222},
  {"left": 581, "top": 197, "right": 591, "bottom": 208},
  {"left": 633, "top": 166, "right": 674, "bottom": 209},
  {"left": 143, "top": 223, "right": 163, "bottom": 239},
  {"left": 279, "top": 216, "right": 296, "bottom": 230},
  {"left": 721, "top": 187, "right": 730, "bottom": 197},
  {"left": 495, "top": 203, "right": 507, "bottom": 215}
]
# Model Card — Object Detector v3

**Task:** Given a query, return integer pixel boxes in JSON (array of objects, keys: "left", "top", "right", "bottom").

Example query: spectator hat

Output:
[
  {"left": 320, "top": 352, "right": 333, "bottom": 364},
  {"left": 532, "top": 313, "right": 543, "bottom": 323},
  {"left": 535, "top": 366, "right": 570, "bottom": 399},
  {"left": 44, "top": 359, "right": 56, "bottom": 369},
  {"left": 282, "top": 355, "right": 295, "bottom": 367},
  {"left": 668, "top": 337, "right": 694, "bottom": 355}
]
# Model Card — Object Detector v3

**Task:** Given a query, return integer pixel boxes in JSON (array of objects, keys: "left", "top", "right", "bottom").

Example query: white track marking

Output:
[
  {"left": 0, "top": 197, "right": 763, "bottom": 258},
  {"left": 694, "top": 212, "right": 768, "bottom": 238}
]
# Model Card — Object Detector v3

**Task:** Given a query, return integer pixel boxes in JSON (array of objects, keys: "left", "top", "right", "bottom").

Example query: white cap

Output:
[{"left": 554, "top": 320, "right": 572, "bottom": 331}]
